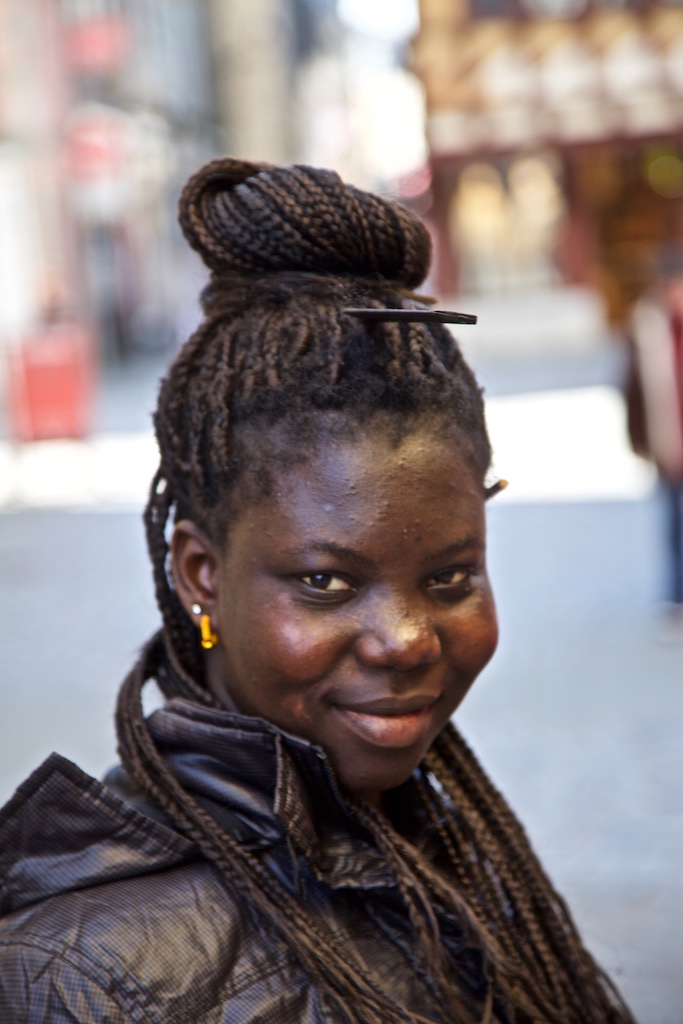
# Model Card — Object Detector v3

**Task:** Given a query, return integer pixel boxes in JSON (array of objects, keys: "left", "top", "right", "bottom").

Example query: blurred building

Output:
[
  {"left": 0, "top": 0, "right": 220, "bottom": 369},
  {"left": 209, "top": 0, "right": 338, "bottom": 165},
  {"left": 411, "top": 0, "right": 683, "bottom": 325},
  {"left": 0, "top": 0, "right": 344, "bottom": 382}
]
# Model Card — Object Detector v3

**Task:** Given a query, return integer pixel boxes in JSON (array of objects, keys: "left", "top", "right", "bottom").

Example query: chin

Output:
[{"left": 337, "top": 754, "right": 426, "bottom": 803}]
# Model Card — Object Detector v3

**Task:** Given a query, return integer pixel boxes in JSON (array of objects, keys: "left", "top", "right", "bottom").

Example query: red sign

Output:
[
  {"left": 64, "top": 14, "right": 130, "bottom": 76},
  {"left": 7, "top": 322, "right": 95, "bottom": 442}
]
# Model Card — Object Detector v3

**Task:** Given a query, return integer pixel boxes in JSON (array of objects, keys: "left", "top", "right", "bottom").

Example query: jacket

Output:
[{"left": 0, "top": 698, "right": 494, "bottom": 1023}]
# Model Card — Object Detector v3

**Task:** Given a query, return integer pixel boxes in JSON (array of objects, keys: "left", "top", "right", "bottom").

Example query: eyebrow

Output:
[
  {"left": 286, "top": 534, "right": 482, "bottom": 569},
  {"left": 286, "top": 542, "right": 377, "bottom": 570},
  {"left": 429, "top": 535, "right": 482, "bottom": 563}
]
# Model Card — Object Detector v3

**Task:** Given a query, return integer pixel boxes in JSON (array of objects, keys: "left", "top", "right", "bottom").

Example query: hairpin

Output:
[
  {"left": 345, "top": 308, "right": 477, "bottom": 325},
  {"left": 484, "top": 480, "right": 509, "bottom": 500}
]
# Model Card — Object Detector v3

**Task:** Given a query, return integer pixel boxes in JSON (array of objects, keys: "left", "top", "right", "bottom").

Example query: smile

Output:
[{"left": 333, "top": 695, "right": 441, "bottom": 749}]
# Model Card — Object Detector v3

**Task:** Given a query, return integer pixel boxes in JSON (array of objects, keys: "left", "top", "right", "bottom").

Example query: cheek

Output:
[
  {"left": 275, "top": 620, "right": 318, "bottom": 659},
  {"left": 445, "top": 600, "right": 499, "bottom": 676},
  {"left": 249, "top": 611, "right": 344, "bottom": 684},
  {"left": 248, "top": 619, "right": 341, "bottom": 727}
]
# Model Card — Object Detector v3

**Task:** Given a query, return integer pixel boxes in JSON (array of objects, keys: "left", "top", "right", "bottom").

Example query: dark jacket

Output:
[{"left": 0, "top": 699, "right": 491, "bottom": 1023}]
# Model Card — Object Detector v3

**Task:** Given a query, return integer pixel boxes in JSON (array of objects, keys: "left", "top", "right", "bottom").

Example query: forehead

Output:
[
  {"left": 230, "top": 425, "right": 485, "bottom": 554},
  {"left": 301, "top": 428, "right": 473, "bottom": 499}
]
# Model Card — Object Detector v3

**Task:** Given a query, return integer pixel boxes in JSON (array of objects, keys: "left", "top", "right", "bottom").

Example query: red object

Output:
[
  {"left": 64, "top": 15, "right": 130, "bottom": 75},
  {"left": 65, "top": 105, "right": 127, "bottom": 181},
  {"left": 6, "top": 322, "right": 96, "bottom": 441}
]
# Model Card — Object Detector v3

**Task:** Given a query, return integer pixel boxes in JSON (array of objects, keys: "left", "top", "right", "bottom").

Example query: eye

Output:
[
  {"left": 427, "top": 568, "right": 471, "bottom": 590},
  {"left": 300, "top": 573, "right": 352, "bottom": 593}
]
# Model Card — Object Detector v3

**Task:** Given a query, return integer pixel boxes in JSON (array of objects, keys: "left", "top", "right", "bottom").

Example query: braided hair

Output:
[{"left": 116, "top": 158, "right": 635, "bottom": 1023}]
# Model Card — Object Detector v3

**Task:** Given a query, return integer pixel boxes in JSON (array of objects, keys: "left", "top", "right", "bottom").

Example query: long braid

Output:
[
  {"left": 142, "top": 471, "right": 210, "bottom": 700},
  {"left": 116, "top": 157, "right": 636, "bottom": 1024},
  {"left": 420, "top": 726, "right": 636, "bottom": 1023},
  {"left": 348, "top": 798, "right": 498, "bottom": 1024},
  {"left": 415, "top": 769, "right": 496, "bottom": 920},
  {"left": 430, "top": 729, "right": 593, "bottom": 987},
  {"left": 425, "top": 746, "right": 576, "bottom": 1016},
  {"left": 350, "top": 798, "right": 562, "bottom": 1024}
]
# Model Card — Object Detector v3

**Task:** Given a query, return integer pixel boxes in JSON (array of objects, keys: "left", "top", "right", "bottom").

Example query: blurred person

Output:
[
  {"left": 0, "top": 159, "right": 636, "bottom": 1023},
  {"left": 627, "top": 246, "right": 683, "bottom": 618}
]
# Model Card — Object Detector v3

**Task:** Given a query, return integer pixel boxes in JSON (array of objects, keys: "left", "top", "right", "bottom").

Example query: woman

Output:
[{"left": 0, "top": 158, "right": 635, "bottom": 1023}]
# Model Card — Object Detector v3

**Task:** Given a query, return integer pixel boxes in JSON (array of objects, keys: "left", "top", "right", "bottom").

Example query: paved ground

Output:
[{"left": 0, "top": 342, "right": 681, "bottom": 1023}]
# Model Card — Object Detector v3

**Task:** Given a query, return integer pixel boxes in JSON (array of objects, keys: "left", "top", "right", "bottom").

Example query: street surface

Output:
[{"left": 0, "top": 343, "right": 681, "bottom": 1023}]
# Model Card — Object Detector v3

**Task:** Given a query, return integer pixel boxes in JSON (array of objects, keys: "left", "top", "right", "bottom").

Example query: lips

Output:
[{"left": 333, "top": 693, "right": 441, "bottom": 749}]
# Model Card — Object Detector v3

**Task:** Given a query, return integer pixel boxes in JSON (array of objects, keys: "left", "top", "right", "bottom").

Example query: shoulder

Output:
[
  {"left": 0, "top": 860, "right": 237, "bottom": 1008},
  {"left": 0, "top": 861, "right": 328, "bottom": 1024},
  {"left": 0, "top": 933, "right": 134, "bottom": 1023}
]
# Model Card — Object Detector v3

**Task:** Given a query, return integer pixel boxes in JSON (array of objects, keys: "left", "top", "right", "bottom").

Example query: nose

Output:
[{"left": 355, "top": 596, "right": 442, "bottom": 671}]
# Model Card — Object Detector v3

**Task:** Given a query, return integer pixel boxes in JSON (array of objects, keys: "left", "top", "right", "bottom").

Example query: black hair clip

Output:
[{"left": 345, "top": 308, "right": 477, "bottom": 325}]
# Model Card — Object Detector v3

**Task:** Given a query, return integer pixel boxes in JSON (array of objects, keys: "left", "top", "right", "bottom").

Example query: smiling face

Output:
[{"left": 175, "top": 420, "right": 498, "bottom": 807}]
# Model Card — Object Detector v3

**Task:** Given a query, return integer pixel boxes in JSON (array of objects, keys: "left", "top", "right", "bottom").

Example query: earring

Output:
[
  {"left": 200, "top": 615, "right": 218, "bottom": 650},
  {"left": 191, "top": 603, "right": 218, "bottom": 650}
]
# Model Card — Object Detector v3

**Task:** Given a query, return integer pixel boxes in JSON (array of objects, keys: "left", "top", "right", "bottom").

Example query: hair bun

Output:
[{"left": 178, "top": 157, "right": 431, "bottom": 289}]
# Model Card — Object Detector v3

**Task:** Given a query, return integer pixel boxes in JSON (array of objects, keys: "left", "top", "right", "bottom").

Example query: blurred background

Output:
[{"left": 0, "top": 1, "right": 681, "bottom": 1021}]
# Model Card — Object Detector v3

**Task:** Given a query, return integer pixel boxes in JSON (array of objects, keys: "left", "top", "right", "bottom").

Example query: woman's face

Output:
[{"left": 192, "top": 425, "right": 498, "bottom": 807}]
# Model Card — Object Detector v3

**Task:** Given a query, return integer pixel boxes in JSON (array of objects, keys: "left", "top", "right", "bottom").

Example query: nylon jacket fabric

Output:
[{"left": 0, "top": 699, "right": 492, "bottom": 1023}]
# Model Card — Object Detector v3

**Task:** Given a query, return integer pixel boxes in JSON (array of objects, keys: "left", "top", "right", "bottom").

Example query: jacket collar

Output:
[
  {"left": 142, "top": 699, "right": 397, "bottom": 887},
  {"left": 0, "top": 700, "right": 408, "bottom": 915}
]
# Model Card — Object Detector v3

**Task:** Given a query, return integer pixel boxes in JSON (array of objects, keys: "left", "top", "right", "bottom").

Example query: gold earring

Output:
[
  {"left": 200, "top": 614, "right": 218, "bottom": 650},
  {"left": 191, "top": 603, "right": 218, "bottom": 650}
]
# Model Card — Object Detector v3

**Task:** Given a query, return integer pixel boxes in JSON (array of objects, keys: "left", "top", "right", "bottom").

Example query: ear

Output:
[{"left": 170, "top": 519, "right": 221, "bottom": 619}]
